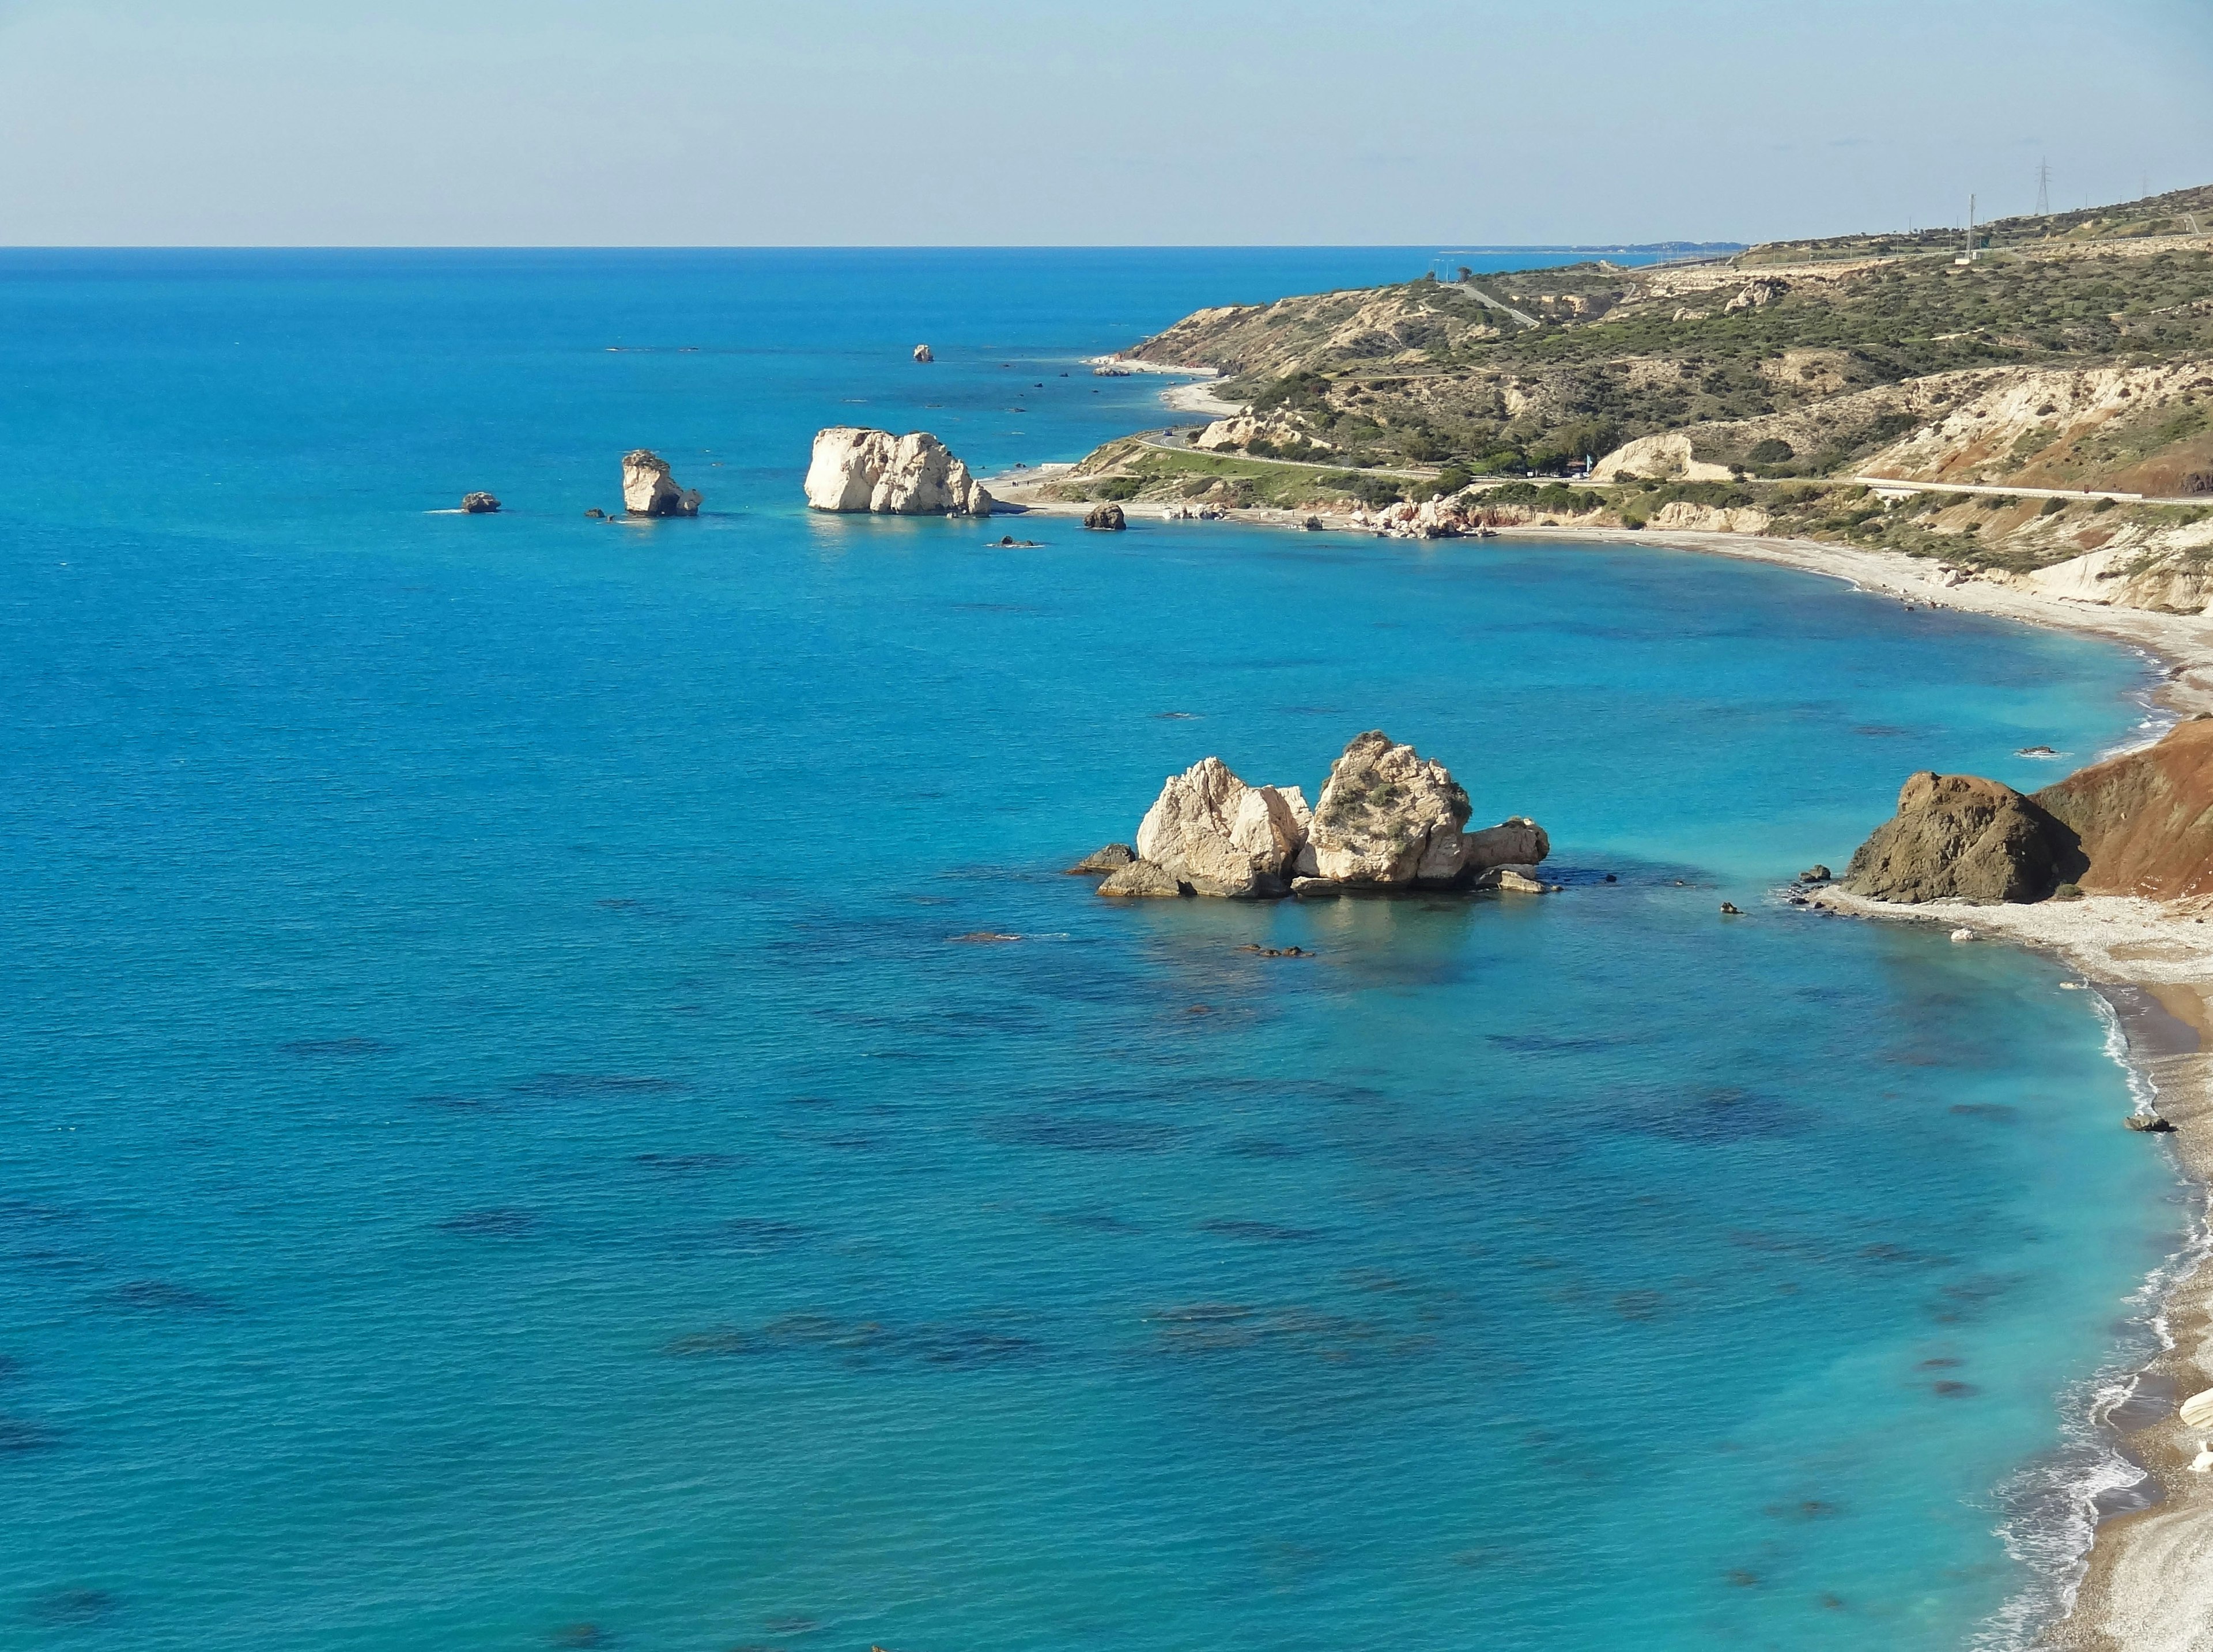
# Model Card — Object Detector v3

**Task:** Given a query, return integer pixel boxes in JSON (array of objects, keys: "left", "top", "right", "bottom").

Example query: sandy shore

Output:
[{"left": 987, "top": 477, "right": 2213, "bottom": 1647}]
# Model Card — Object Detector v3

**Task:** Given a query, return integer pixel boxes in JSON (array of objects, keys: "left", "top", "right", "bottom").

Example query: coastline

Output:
[{"left": 994, "top": 458, "right": 2213, "bottom": 1649}]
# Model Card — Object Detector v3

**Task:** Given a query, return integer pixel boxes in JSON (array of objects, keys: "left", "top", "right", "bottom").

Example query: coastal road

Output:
[
  {"left": 1442, "top": 282, "right": 1539, "bottom": 328},
  {"left": 1853, "top": 475, "right": 2213, "bottom": 508},
  {"left": 1135, "top": 430, "right": 1441, "bottom": 481}
]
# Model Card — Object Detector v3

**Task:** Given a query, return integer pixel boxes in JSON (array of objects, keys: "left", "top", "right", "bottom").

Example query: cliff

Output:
[{"left": 2035, "top": 719, "right": 2213, "bottom": 900}]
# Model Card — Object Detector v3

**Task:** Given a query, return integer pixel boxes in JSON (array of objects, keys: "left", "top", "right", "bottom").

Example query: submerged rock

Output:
[
  {"left": 622, "top": 451, "right": 702, "bottom": 517},
  {"left": 1840, "top": 772, "right": 2079, "bottom": 904},
  {"left": 1085, "top": 502, "right": 1127, "bottom": 531},
  {"left": 1067, "top": 843, "right": 1137, "bottom": 876},
  {"left": 460, "top": 492, "right": 501, "bottom": 514},
  {"left": 804, "top": 428, "right": 993, "bottom": 517}
]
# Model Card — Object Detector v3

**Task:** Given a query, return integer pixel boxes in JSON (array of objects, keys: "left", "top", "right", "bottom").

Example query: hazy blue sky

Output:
[{"left": 1, "top": 0, "right": 2207, "bottom": 246}]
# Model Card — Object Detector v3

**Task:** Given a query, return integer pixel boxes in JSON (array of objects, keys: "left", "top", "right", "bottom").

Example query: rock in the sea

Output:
[
  {"left": 1306, "top": 731, "right": 1473, "bottom": 886},
  {"left": 1840, "top": 772, "right": 2080, "bottom": 904},
  {"left": 1067, "top": 843, "right": 1137, "bottom": 876},
  {"left": 2126, "top": 1113, "right": 2177, "bottom": 1133},
  {"left": 803, "top": 428, "right": 994, "bottom": 517},
  {"left": 1132, "top": 757, "right": 1309, "bottom": 898},
  {"left": 1799, "top": 864, "right": 1832, "bottom": 884},
  {"left": 1479, "top": 867, "right": 1548, "bottom": 894},
  {"left": 1085, "top": 502, "right": 1127, "bottom": 531},
  {"left": 1463, "top": 818, "right": 1551, "bottom": 876},
  {"left": 1097, "top": 859, "right": 1190, "bottom": 898},
  {"left": 1720, "top": 902, "right": 1743, "bottom": 915},
  {"left": 461, "top": 492, "right": 501, "bottom": 514},
  {"left": 913, "top": 344, "right": 934, "bottom": 363},
  {"left": 2034, "top": 719, "right": 2213, "bottom": 899},
  {"left": 622, "top": 450, "right": 702, "bottom": 517}
]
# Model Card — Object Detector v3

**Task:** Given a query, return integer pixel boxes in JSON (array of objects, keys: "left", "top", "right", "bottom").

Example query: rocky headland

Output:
[
  {"left": 1077, "top": 731, "right": 1550, "bottom": 899},
  {"left": 805, "top": 428, "right": 994, "bottom": 517},
  {"left": 1836, "top": 717, "right": 2213, "bottom": 906}
]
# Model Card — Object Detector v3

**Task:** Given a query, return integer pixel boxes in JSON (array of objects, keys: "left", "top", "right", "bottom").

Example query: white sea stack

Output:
[
  {"left": 804, "top": 428, "right": 994, "bottom": 517},
  {"left": 1307, "top": 731, "right": 1473, "bottom": 886},
  {"left": 1134, "top": 757, "right": 1308, "bottom": 897},
  {"left": 622, "top": 450, "right": 701, "bottom": 517}
]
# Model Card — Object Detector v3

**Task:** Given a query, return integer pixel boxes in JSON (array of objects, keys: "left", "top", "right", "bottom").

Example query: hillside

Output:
[{"left": 1032, "top": 185, "right": 2213, "bottom": 611}]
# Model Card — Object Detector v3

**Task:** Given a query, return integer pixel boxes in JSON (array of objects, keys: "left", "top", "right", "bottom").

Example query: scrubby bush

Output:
[
  {"left": 1748, "top": 438, "right": 1796, "bottom": 464},
  {"left": 1092, "top": 475, "right": 1142, "bottom": 502}
]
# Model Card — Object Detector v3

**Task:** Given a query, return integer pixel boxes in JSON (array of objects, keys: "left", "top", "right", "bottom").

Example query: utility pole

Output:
[
  {"left": 2036, "top": 160, "right": 2052, "bottom": 217},
  {"left": 1966, "top": 194, "right": 1976, "bottom": 262}
]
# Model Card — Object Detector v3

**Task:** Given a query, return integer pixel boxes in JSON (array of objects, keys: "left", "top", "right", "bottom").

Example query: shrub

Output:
[
  {"left": 1092, "top": 475, "right": 1142, "bottom": 502},
  {"left": 2041, "top": 497, "right": 2069, "bottom": 516},
  {"left": 1748, "top": 438, "right": 1796, "bottom": 465}
]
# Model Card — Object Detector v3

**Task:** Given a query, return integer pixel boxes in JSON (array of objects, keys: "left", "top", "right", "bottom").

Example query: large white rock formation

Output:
[
  {"left": 805, "top": 428, "right": 994, "bottom": 517},
  {"left": 1134, "top": 757, "right": 1310, "bottom": 897},
  {"left": 1302, "top": 731, "right": 1473, "bottom": 885},
  {"left": 1082, "top": 732, "right": 1550, "bottom": 899},
  {"left": 623, "top": 451, "right": 702, "bottom": 516}
]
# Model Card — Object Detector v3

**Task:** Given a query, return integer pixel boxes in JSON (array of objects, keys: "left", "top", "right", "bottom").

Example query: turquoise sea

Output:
[{"left": 0, "top": 249, "right": 2195, "bottom": 1650}]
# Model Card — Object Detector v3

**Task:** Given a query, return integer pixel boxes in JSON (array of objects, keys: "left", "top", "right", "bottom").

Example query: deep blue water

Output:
[{"left": 0, "top": 250, "right": 2190, "bottom": 1651}]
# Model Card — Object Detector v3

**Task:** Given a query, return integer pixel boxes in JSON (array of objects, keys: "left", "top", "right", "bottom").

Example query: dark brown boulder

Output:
[
  {"left": 1084, "top": 502, "right": 1127, "bottom": 531},
  {"left": 461, "top": 492, "right": 501, "bottom": 514},
  {"left": 1841, "top": 772, "right": 2082, "bottom": 904},
  {"left": 2034, "top": 719, "right": 2213, "bottom": 900},
  {"left": 1067, "top": 843, "right": 1138, "bottom": 876}
]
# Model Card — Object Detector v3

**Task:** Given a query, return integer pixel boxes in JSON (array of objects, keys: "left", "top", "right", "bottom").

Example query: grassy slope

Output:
[{"left": 1096, "top": 186, "right": 2213, "bottom": 583}]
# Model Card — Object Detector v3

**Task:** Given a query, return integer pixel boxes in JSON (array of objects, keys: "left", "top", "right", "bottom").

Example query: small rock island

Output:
[
  {"left": 622, "top": 451, "right": 701, "bottom": 517},
  {"left": 805, "top": 428, "right": 994, "bottom": 517},
  {"left": 1076, "top": 731, "right": 1551, "bottom": 899}
]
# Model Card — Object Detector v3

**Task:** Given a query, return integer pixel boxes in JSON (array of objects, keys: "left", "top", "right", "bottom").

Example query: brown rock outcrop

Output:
[
  {"left": 1085, "top": 502, "right": 1127, "bottom": 531},
  {"left": 2034, "top": 719, "right": 2213, "bottom": 899},
  {"left": 1841, "top": 772, "right": 2081, "bottom": 904}
]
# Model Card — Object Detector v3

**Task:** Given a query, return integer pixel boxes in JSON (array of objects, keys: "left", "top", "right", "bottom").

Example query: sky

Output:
[{"left": 0, "top": 0, "right": 2207, "bottom": 247}]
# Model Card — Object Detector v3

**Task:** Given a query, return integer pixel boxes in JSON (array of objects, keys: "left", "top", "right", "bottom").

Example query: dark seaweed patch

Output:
[
  {"left": 107, "top": 1279, "right": 226, "bottom": 1314},
  {"left": 26, "top": 1589, "right": 116, "bottom": 1625},
  {"left": 509, "top": 1074, "right": 687, "bottom": 1098},
  {"left": 1222, "top": 1137, "right": 1302, "bottom": 1160},
  {"left": 1198, "top": 1219, "right": 1325, "bottom": 1243},
  {"left": 633, "top": 1153, "right": 739, "bottom": 1175},
  {"left": 438, "top": 1208, "right": 537, "bottom": 1238},
  {"left": 664, "top": 1314, "right": 1039, "bottom": 1368},
  {"left": 1762, "top": 1499, "right": 1841, "bottom": 1520},
  {"left": 1146, "top": 1302, "right": 1388, "bottom": 1358},
  {"left": 987, "top": 1114, "right": 1183, "bottom": 1153},
  {"left": 280, "top": 1037, "right": 395, "bottom": 1057},
  {"left": 719, "top": 1219, "right": 810, "bottom": 1252},
  {"left": 0, "top": 1416, "right": 60, "bottom": 1454},
  {"left": 1932, "top": 1380, "right": 1980, "bottom": 1397},
  {"left": 1949, "top": 1103, "right": 2020, "bottom": 1121}
]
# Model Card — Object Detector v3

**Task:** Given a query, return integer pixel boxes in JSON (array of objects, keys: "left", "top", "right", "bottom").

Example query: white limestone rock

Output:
[
  {"left": 1133, "top": 758, "right": 1308, "bottom": 897},
  {"left": 1591, "top": 432, "right": 1735, "bottom": 485},
  {"left": 804, "top": 428, "right": 994, "bottom": 517},
  {"left": 1306, "top": 731, "right": 1472, "bottom": 886},
  {"left": 622, "top": 450, "right": 701, "bottom": 517}
]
